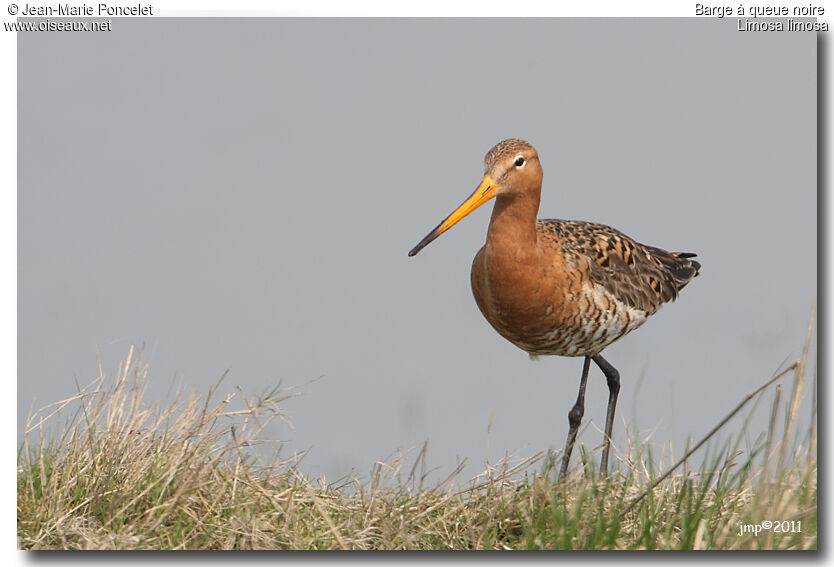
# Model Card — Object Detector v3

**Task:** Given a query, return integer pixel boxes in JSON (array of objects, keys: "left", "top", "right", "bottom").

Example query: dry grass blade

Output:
[
  {"left": 778, "top": 301, "right": 815, "bottom": 475},
  {"left": 762, "top": 385, "right": 782, "bottom": 482}
]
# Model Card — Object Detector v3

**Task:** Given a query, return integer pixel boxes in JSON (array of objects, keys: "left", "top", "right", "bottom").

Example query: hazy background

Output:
[{"left": 19, "top": 19, "right": 816, "bottom": 482}]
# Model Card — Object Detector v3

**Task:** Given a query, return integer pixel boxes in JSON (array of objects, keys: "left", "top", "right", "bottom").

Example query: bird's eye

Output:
[{"left": 514, "top": 156, "right": 525, "bottom": 167}]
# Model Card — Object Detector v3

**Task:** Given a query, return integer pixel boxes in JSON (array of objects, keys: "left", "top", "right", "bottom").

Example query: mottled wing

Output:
[{"left": 538, "top": 220, "right": 700, "bottom": 314}]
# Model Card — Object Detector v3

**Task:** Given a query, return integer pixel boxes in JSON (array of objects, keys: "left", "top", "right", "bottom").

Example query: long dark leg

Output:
[
  {"left": 559, "top": 356, "right": 592, "bottom": 479},
  {"left": 592, "top": 354, "right": 620, "bottom": 476}
]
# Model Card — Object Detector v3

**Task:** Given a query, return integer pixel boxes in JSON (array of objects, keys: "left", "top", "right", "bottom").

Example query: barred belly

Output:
[{"left": 512, "top": 283, "right": 649, "bottom": 357}]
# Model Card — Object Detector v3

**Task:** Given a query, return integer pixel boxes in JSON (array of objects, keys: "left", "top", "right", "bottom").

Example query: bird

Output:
[{"left": 408, "top": 138, "right": 700, "bottom": 478}]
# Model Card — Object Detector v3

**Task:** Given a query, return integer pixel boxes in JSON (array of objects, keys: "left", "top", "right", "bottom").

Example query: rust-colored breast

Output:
[{"left": 471, "top": 220, "right": 700, "bottom": 357}]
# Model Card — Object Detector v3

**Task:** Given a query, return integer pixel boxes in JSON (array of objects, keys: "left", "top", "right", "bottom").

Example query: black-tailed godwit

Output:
[{"left": 408, "top": 138, "right": 700, "bottom": 477}]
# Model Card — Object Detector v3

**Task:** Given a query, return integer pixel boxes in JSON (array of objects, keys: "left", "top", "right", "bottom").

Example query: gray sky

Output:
[{"left": 18, "top": 18, "right": 816, "bottom": 482}]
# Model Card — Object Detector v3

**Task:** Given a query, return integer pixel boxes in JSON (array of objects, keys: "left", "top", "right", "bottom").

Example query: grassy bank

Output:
[{"left": 18, "top": 331, "right": 816, "bottom": 550}]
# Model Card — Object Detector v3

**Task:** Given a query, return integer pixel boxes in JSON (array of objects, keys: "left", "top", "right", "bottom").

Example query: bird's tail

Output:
[{"left": 645, "top": 247, "right": 701, "bottom": 291}]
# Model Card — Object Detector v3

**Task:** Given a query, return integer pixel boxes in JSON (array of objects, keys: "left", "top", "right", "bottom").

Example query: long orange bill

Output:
[{"left": 408, "top": 175, "right": 499, "bottom": 257}]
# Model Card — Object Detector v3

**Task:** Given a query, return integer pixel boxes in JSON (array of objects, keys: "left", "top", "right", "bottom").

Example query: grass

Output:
[{"left": 18, "top": 318, "right": 816, "bottom": 550}]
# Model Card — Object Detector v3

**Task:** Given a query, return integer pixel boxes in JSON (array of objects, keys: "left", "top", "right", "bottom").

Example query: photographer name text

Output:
[{"left": 19, "top": 3, "right": 152, "bottom": 16}]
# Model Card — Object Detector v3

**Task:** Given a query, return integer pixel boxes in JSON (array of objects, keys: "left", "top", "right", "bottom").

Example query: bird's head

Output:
[{"left": 408, "top": 138, "right": 542, "bottom": 257}]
